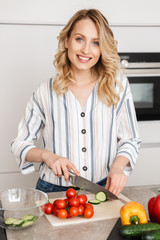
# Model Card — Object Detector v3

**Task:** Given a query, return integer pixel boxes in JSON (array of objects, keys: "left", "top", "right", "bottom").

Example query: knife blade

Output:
[{"left": 68, "top": 170, "right": 118, "bottom": 200}]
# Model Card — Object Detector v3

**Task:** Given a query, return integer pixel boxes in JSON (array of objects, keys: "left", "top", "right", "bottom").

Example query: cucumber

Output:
[
  {"left": 119, "top": 223, "right": 160, "bottom": 238},
  {"left": 32, "top": 216, "right": 38, "bottom": 222},
  {"left": 5, "top": 217, "right": 18, "bottom": 225},
  {"left": 21, "top": 215, "right": 36, "bottom": 221},
  {"left": 141, "top": 229, "right": 160, "bottom": 240},
  {"left": 95, "top": 191, "right": 107, "bottom": 202},
  {"left": 5, "top": 215, "right": 38, "bottom": 228},
  {"left": 5, "top": 218, "right": 24, "bottom": 227},
  {"left": 21, "top": 221, "right": 35, "bottom": 228},
  {"left": 12, "top": 219, "right": 24, "bottom": 226},
  {"left": 88, "top": 199, "right": 101, "bottom": 204}
]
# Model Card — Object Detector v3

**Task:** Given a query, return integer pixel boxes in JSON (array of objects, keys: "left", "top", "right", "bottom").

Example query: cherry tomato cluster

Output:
[{"left": 44, "top": 188, "right": 94, "bottom": 219}]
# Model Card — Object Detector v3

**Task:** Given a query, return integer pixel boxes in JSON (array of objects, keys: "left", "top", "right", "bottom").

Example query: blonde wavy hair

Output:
[{"left": 53, "top": 9, "right": 121, "bottom": 106}]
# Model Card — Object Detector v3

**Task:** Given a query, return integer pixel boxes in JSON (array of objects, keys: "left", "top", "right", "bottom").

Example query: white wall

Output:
[{"left": 0, "top": 0, "right": 160, "bottom": 189}]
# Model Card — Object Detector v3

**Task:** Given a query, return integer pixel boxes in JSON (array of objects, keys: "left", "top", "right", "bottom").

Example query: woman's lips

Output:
[{"left": 77, "top": 55, "right": 91, "bottom": 62}]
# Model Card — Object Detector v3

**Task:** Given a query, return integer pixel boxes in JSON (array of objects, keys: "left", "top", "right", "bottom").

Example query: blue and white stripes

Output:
[{"left": 11, "top": 72, "right": 141, "bottom": 186}]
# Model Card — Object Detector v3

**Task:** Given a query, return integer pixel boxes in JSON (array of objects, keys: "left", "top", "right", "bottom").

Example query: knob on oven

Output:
[{"left": 121, "top": 59, "right": 129, "bottom": 68}]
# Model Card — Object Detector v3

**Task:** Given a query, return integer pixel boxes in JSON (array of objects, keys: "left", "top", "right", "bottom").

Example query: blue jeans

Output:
[{"left": 36, "top": 177, "right": 107, "bottom": 193}]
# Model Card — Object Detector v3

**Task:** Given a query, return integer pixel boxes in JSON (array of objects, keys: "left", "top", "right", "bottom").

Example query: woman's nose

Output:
[{"left": 81, "top": 42, "right": 90, "bottom": 54}]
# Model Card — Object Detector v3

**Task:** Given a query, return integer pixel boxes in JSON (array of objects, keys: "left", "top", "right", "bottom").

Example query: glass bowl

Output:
[{"left": 0, "top": 188, "right": 48, "bottom": 229}]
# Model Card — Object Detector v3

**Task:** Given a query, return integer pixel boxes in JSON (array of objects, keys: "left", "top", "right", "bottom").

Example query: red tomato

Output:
[
  {"left": 84, "top": 208, "right": 94, "bottom": 218},
  {"left": 78, "top": 205, "right": 84, "bottom": 216},
  {"left": 67, "top": 213, "right": 72, "bottom": 218},
  {"left": 77, "top": 194, "right": 87, "bottom": 205},
  {"left": 58, "top": 209, "right": 68, "bottom": 219},
  {"left": 66, "top": 188, "right": 77, "bottom": 199},
  {"left": 64, "top": 198, "right": 70, "bottom": 207},
  {"left": 45, "top": 202, "right": 54, "bottom": 214},
  {"left": 53, "top": 206, "right": 59, "bottom": 216},
  {"left": 69, "top": 197, "right": 79, "bottom": 207},
  {"left": 55, "top": 199, "right": 67, "bottom": 210},
  {"left": 84, "top": 203, "right": 94, "bottom": 210},
  {"left": 69, "top": 206, "right": 79, "bottom": 217},
  {"left": 41, "top": 204, "right": 46, "bottom": 212},
  {"left": 53, "top": 199, "right": 59, "bottom": 206}
]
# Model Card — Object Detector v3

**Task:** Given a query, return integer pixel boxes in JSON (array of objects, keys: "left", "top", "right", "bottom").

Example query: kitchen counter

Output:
[{"left": 5, "top": 184, "right": 160, "bottom": 240}]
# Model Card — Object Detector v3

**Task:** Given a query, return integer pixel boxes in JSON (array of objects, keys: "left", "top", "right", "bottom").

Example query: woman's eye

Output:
[
  {"left": 76, "top": 37, "right": 83, "bottom": 42},
  {"left": 93, "top": 41, "right": 99, "bottom": 46}
]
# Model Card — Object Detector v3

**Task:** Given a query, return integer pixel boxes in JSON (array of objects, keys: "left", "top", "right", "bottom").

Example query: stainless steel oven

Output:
[{"left": 119, "top": 53, "right": 160, "bottom": 121}]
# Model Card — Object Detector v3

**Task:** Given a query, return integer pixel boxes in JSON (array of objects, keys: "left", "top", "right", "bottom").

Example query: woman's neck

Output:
[{"left": 71, "top": 69, "right": 98, "bottom": 86}]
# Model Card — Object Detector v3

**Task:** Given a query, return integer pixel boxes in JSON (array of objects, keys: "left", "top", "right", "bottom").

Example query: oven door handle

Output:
[
  {"left": 124, "top": 62, "right": 160, "bottom": 69},
  {"left": 123, "top": 68, "right": 160, "bottom": 77}
]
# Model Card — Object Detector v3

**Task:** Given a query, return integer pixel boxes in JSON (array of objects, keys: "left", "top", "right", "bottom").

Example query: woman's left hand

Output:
[{"left": 105, "top": 167, "right": 128, "bottom": 196}]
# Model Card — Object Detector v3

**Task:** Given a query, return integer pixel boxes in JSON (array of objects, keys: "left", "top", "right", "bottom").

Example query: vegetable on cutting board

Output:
[
  {"left": 88, "top": 191, "right": 108, "bottom": 205},
  {"left": 119, "top": 222, "right": 160, "bottom": 238},
  {"left": 120, "top": 201, "right": 148, "bottom": 225},
  {"left": 148, "top": 195, "right": 160, "bottom": 224},
  {"left": 88, "top": 199, "right": 101, "bottom": 205},
  {"left": 95, "top": 191, "right": 107, "bottom": 202},
  {"left": 45, "top": 188, "right": 95, "bottom": 219}
]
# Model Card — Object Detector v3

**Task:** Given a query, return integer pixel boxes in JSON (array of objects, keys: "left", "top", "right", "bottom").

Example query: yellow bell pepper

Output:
[{"left": 120, "top": 201, "right": 148, "bottom": 225}]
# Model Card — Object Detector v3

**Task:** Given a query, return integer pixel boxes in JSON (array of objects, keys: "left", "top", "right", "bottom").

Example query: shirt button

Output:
[
  {"left": 82, "top": 147, "right": 87, "bottom": 152},
  {"left": 81, "top": 129, "right": 86, "bottom": 134},
  {"left": 81, "top": 112, "right": 85, "bottom": 117},
  {"left": 83, "top": 166, "right": 88, "bottom": 171}
]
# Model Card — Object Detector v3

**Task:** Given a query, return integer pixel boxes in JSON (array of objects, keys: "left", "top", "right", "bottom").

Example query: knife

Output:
[{"left": 68, "top": 170, "right": 121, "bottom": 200}]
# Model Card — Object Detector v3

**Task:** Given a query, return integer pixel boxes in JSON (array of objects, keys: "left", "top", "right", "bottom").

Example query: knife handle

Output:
[
  {"left": 68, "top": 170, "right": 76, "bottom": 185},
  {"left": 68, "top": 170, "right": 75, "bottom": 177},
  {"left": 61, "top": 170, "right": 75, "bottom": 178}
]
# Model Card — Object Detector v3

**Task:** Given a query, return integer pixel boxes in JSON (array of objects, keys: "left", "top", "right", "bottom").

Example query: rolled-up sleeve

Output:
[
  {"left": 11, "top": 87, "right": 45, "bottom": 175},
  {"left": 116, "top": 75, "right": 141, "bottom": 176}
]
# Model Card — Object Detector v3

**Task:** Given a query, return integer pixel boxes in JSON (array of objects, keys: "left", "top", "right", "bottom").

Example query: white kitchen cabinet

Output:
[
  {"left": 112, "top": 26, "right": 160, "bottom": 52},
  {"left": 127, "top": 121, "right": 160, "bottom": 186},
  {"left": 138, "top": 121, "right": 160, "bottom": 144},
  {"left": 127, "top": 146, "right": 160, "bottom": 186},
  {"left": 0, "top": 0, "right": 160, "bottom": 26},
  {"left": 0, "top": 24, "right": 60, "bottom": 174},
  {"left": 0, "top": 171, "right": 39, "bottom": 189}
]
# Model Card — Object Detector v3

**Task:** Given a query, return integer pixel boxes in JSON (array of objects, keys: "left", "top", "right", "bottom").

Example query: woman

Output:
[{"left": 11, "top": 9, "right": 141, "bottom": 196}]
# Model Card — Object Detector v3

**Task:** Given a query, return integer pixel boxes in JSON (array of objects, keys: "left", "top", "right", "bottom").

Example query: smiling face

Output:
[{"left": 65, "top": 18, "right": 101, "bottom": 75}]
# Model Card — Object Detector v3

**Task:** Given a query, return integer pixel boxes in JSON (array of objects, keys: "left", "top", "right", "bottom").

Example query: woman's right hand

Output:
[
  {"left": 42, "top": 151, "right": 80, "bottom": 181},
  {"left": 26, "top": 148, "right": 80, "bottom": 182}
]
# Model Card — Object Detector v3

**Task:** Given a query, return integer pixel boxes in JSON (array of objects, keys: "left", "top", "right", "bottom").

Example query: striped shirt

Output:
[{"left": 11, "top": 72, "right": 141, "bottom": 186}]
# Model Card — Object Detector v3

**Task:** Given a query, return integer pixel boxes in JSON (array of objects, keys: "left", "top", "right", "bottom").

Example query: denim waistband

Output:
[
  {"left": 35, "top": 178, "right": 79, "bottom": 193},
  {"left": 36, "top": 177, "right": 107, "bottom": 193}
]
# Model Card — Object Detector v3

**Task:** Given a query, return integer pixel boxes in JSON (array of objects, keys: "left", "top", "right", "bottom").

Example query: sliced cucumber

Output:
[
  {"left": 95, "top": 191, "right": 107, "bottom": 202},
  {"left": 21, "top": 215, "right": 35, "bottom": 221},
  {"left": 5, "top": 215, "right": 38, "bottom": 228},
  {"left": 5, "top": 217, "right": 18, "bottom": 225},
  {"left": 12, "top": 219, "right": 24, "bottom": 226},
  {"left": 21, "top": 221, "right": 35, "bottom": 227},
  {"left": 32, "top": 216, "right": 38, "bottom": 222},
  {"left": 88, "top": 199, "right": 101, "bottom": 205}
]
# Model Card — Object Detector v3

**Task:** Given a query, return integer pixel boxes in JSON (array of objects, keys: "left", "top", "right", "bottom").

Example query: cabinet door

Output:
[
  {"left": 0, "top": 24, "right": 62, "bottom": 174},
  {"left": 127, "top": 147, "right": 160, "bottom": 186},
  {"left": 0, "top": 172, "right": 39, "bottom": 189},
  {"left": 0, "top": 0, "right": 160, "bottom": 25}
]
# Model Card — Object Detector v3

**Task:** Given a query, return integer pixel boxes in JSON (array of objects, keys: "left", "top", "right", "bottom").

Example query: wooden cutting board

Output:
[{"left": 45, "top": 193, "right": 130, "bottom": 227}]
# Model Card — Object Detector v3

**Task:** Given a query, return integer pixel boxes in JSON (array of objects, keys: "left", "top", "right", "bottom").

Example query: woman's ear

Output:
[{"left": 65, "top": 36, "right": 68, "bottom": 49}]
